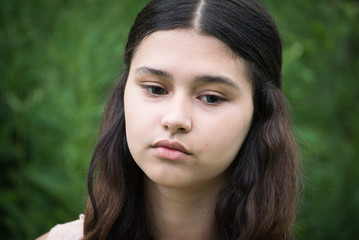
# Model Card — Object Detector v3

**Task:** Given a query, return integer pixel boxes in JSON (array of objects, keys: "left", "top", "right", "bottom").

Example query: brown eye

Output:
[
  {"left": 144, "top": 86, "right": 167, "bottom": 95},
  {"left": 200, "top": 95, "right": 225, "bottom": 105}
]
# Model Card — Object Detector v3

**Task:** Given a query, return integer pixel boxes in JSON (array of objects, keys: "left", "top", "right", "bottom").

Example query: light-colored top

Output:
[{"left": 46, "top": 214, "right": 84, "bottom": 240}]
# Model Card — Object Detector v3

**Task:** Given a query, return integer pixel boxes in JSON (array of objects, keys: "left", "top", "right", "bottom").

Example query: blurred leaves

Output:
[
  {"left": 1, "top": 0, "right": 147, "bottom": 238},
  {"left": 1, "top": 0, "right": 359, "bottom": 239},
  {"left": 264, "top": 0, "right": 359, "bottom": 239}
]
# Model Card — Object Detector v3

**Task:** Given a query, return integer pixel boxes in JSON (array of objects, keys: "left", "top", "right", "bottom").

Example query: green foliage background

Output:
[{"left": 1, "top": 0, "right": 358, "bottom": 239}]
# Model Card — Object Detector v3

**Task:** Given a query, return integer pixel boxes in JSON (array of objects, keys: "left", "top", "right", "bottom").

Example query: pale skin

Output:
[
  {"left": 38, "top": 29, "right": 253, "bottom": 240},
  {"left": 124, "top": 29, "right": 254, "bottom": 240},
  {"left": 36, "top": 233, "right": 48, "bottom": 240}
]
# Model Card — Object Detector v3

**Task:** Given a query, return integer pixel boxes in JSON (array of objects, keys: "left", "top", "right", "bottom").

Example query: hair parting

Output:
[{"left": 193, "top": 0, "right": 205, "bottom": 30}]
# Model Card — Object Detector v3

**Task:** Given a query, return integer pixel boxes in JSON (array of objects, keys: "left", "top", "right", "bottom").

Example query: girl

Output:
[{"left": 39, "top": 0, "right": 299, "bottom": 239}]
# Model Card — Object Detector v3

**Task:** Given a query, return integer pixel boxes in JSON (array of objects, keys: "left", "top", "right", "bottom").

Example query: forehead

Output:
[
  {"left": 136, "top": 29, "right": 239, "bottom": 58},
  {"left": 130, "top": 29, "right": 247, "bottom": 79}
]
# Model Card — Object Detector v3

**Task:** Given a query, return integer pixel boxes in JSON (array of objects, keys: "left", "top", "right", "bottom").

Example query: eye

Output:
[
  {"left": 143, "top": 85, "right": 168, "bottom": 95},
  {"left": 199, "top": 95, "right": 225, "bottom": 105}
]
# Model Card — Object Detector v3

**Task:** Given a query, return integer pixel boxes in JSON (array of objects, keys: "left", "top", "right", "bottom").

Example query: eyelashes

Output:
[
  {"left": 141, "top": 83, "right": 228, "bottom": 106},
  {"left": 198, "top": 95, "right": 225, "bottom": 105},
  {"left": 143, "top": 85, "right": 168, "bottom": 96}
]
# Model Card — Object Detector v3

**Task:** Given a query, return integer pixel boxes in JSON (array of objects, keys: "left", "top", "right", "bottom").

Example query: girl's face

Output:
[{"left": 124, "top": 29, "right": 253, "bottom": 190}]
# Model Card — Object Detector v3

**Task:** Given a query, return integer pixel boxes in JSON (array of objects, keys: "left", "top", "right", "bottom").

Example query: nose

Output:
[{"left": 160, "top": 96, "right": 192, "bottom": 133}]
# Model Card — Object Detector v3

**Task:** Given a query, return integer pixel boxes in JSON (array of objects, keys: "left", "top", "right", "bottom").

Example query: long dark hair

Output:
[{"left": 84, "top": 0, "right": 299, "bottom": 239}]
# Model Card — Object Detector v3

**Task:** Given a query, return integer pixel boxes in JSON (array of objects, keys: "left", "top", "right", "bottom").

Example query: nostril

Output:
[
  {"left": 161, "top": 120, "right": 191, "bottom": 133},
  {"left": 178, "top": 127, "right": 187, "bottom": 132},
  {"left": 160, "top": 110, "right": 192, "bottom": 133}
]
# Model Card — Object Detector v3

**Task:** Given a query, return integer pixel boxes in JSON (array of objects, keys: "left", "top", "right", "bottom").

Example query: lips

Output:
[
  {"left": 152, "top": 140, "right": 191, "bottom": 160},
  {"left": 153, "top": 140, "right": 191, "bottom": 154}
]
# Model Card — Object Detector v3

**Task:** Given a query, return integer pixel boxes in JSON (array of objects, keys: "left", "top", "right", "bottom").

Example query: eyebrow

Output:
[
  {"left": 136, "top": 66, "right": 172, "bottom": 79},
  {"left": 135, "top": 66, "right": 240, "bottom": 90},
  {"left": 196, "top": 75, "right": 239, "bottom": 90}
]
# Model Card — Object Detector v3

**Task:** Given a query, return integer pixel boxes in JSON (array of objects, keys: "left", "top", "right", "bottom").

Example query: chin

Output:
[{"left": 144, "top": 172, "right": 191, "bottom": 188}]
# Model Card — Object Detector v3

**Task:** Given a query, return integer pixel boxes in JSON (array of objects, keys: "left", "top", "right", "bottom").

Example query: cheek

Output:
[
  {"left": 124, "top": 86, "right": 159, "bottom": 155},
  {"left": 124, "top": 86, "right": 144, "bottom": 130},
  {"left": 200, "top": 113, "right": 252, "bottom": 165},
  {"left": 124, "top": 87, "right": 144, "bottom": 154}
]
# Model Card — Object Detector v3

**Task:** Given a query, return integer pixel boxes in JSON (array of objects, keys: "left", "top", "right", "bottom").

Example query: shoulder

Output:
[
  {"left": 36, "top": 233, "right": 49, "bottom": 240},
  {"left": 38, "top": 214, "right": 84, "bottom": 240}
]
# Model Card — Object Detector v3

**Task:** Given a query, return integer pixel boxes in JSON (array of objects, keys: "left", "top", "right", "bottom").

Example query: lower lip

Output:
[{"left": 153, "top": 147, "right": 189, "bottom": 160}]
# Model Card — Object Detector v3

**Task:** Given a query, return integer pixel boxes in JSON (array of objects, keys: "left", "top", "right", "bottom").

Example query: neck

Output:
[{"left": 145, "top": 178, "right": 223, "bottom": 240}]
